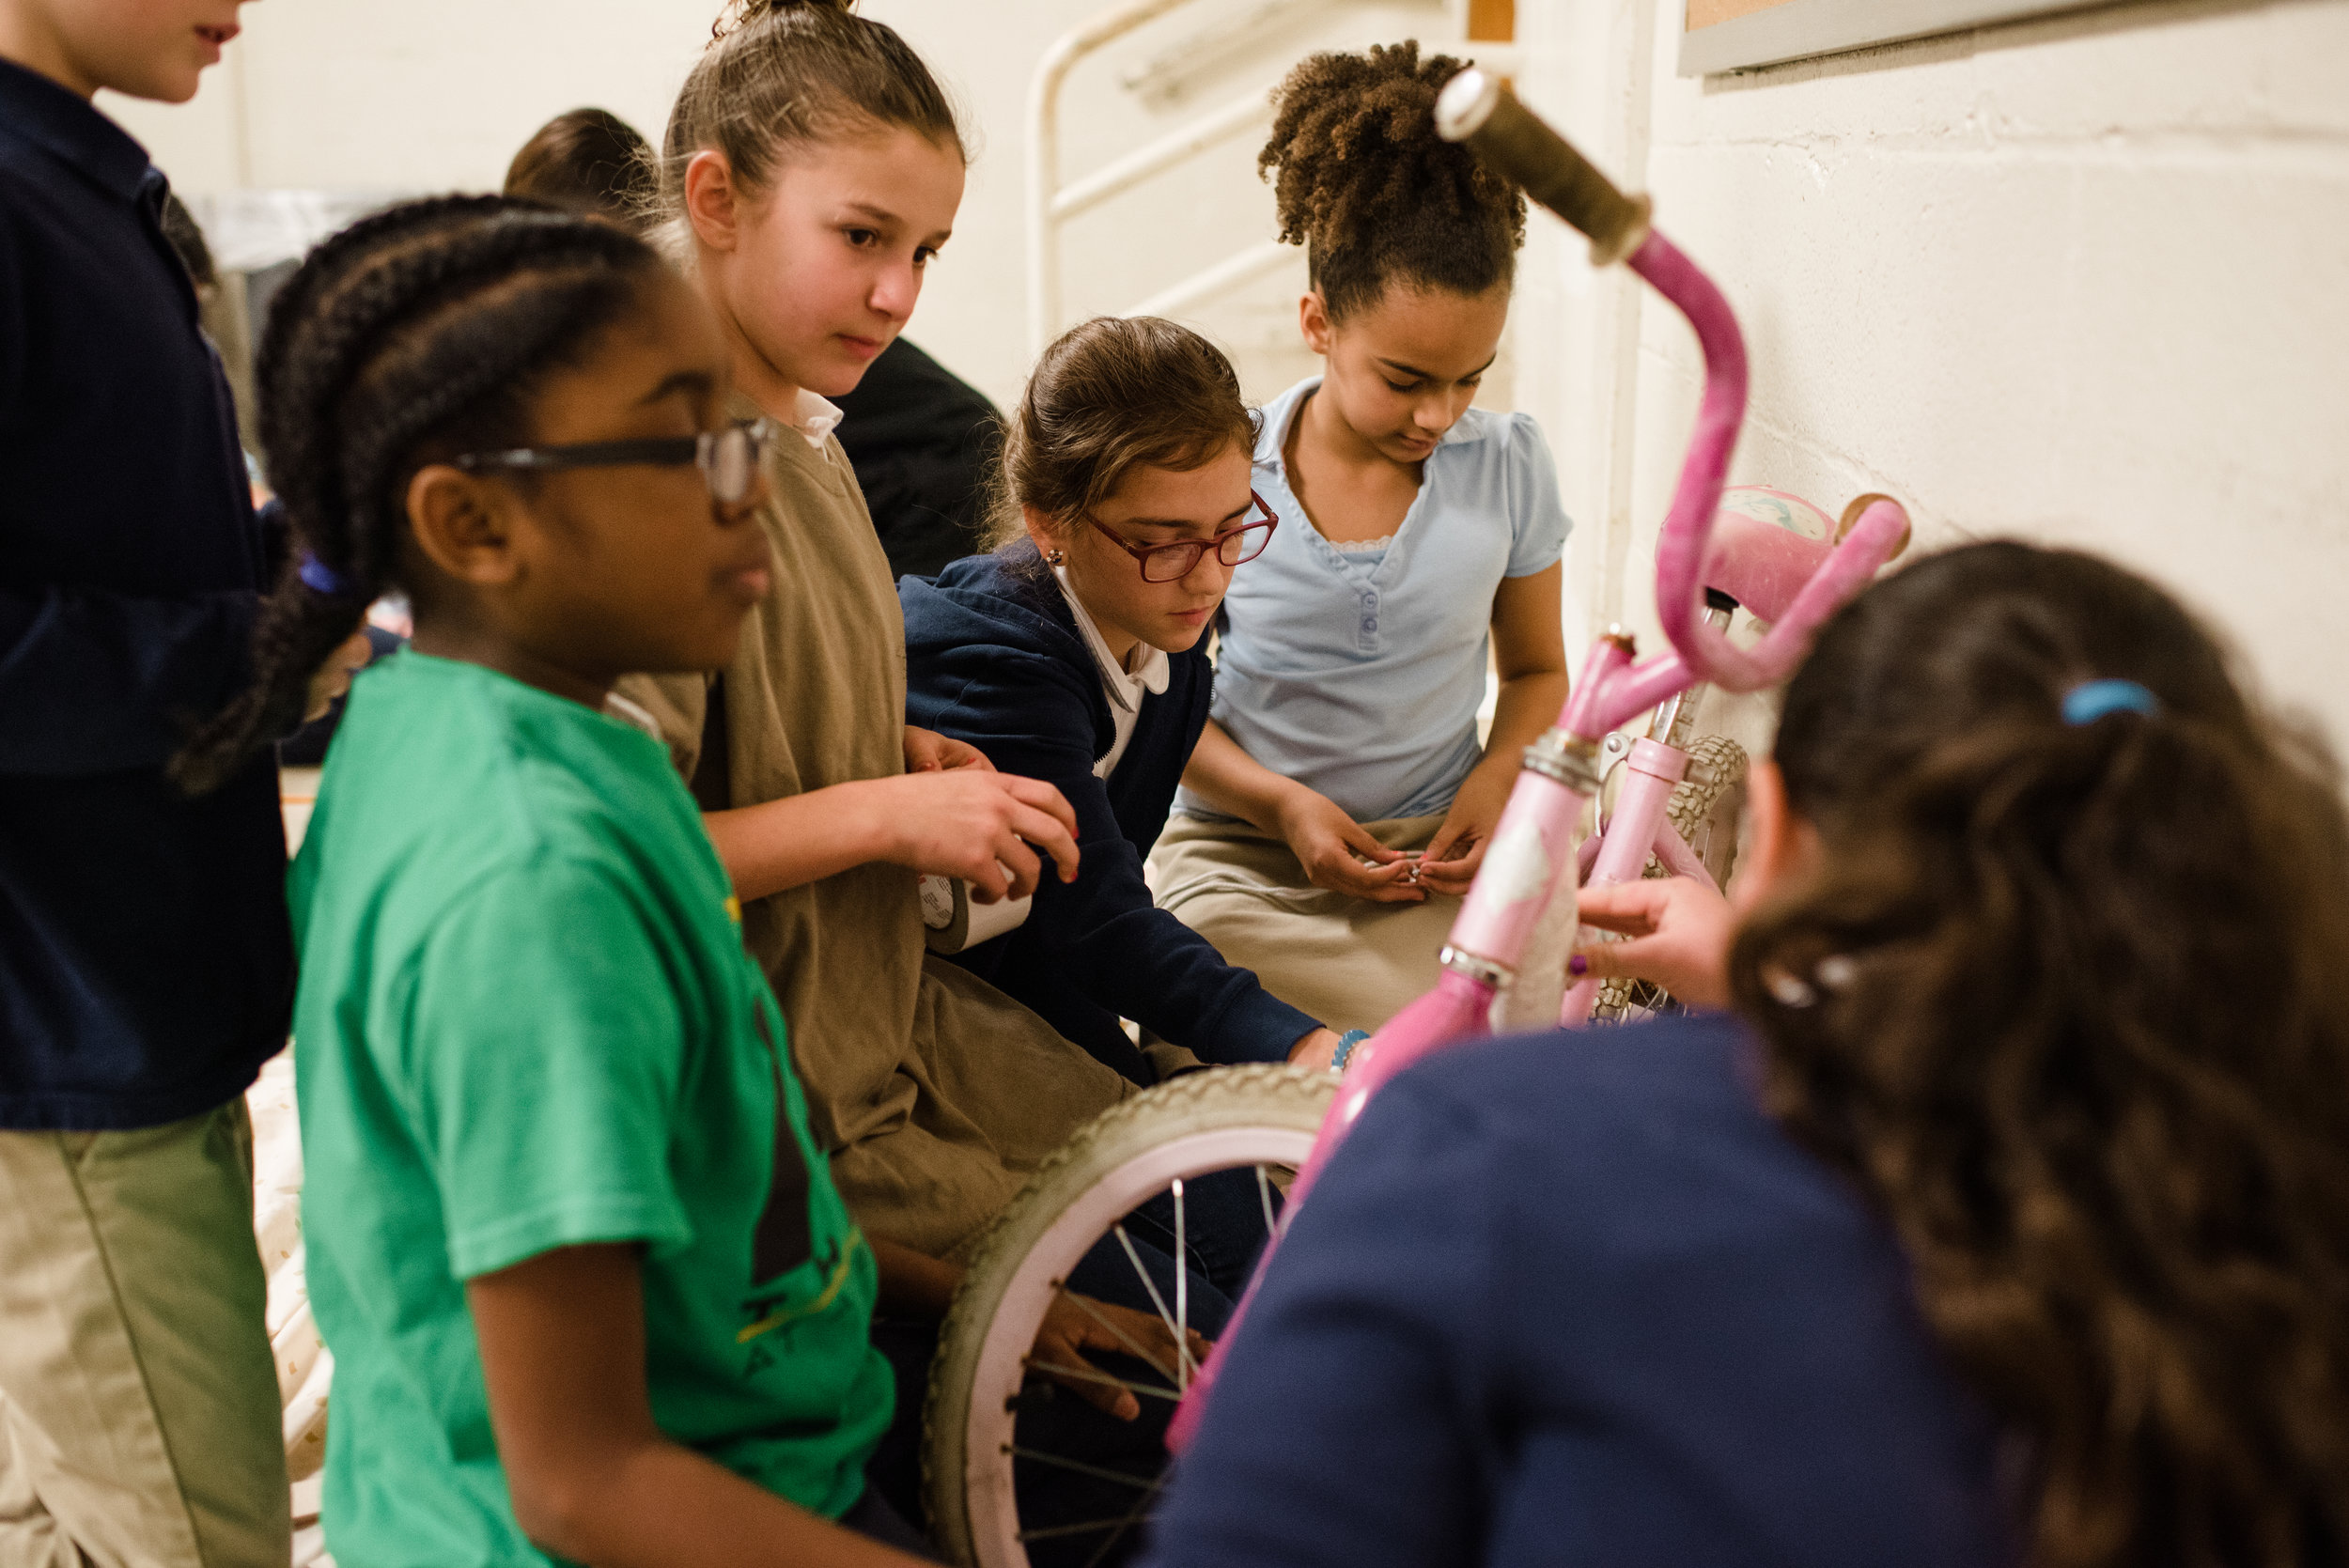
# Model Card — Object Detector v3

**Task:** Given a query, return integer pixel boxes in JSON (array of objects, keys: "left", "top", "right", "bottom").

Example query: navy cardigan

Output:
[
  {"left": 0, "top": 60, "right": 291, "bottom": 1129},
  {"left": 900, "top": 544, "right": 1319, "bottom": 1081}
]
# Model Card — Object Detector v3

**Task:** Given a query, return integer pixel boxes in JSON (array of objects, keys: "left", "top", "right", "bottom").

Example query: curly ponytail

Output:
[
  {"left": 1259, "top": 41, "right": 1527, "bottom": 319},
  {"left": 1733, "top": 541, "right": 2349, "bottom": 1567},
  {"left": 170, "top": 196, "right": 664, "bottom": 793}
]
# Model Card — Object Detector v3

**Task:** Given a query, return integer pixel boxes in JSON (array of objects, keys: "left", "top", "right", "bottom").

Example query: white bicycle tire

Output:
[{"left": 923, "top": 1064, "right": 1337, "bottom": 1568}]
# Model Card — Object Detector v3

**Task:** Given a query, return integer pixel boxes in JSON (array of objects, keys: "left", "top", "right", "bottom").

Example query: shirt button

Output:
[{"left": 1363, "top": 618, "right": 1378, "bottom": 632}]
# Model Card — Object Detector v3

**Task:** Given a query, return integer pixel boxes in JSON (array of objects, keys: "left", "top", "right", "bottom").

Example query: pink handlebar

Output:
[
  {"left": 1170, "top": 72, "right": 1911, "bottom": 1456},
  {"left": 1579, "top": 232, "right": 1908, "bottom": 735},
  {"left": 1435, "top": 69, "right": 1907, "bottom": 738}
]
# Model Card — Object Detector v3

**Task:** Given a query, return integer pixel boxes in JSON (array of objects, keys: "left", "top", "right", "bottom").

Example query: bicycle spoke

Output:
[
  {"left": 1255, "top": 1163, "right": 1278, "bottom": 1241},
  {"left": 1172, "top": 1176, "right": 1188, "bottom": 1386},
  {"left": 1060, "top": 1287, "right": 1179, "bottom": 1388},
  {"left": 1019, "top": 1357, "right": 1180, "bottom": 1403},
  {"left": 1112, "top": 1223, "right": 1198, "bottom": 1383},
  {"left": 1080, "top": 1470, "right": 1169, "bottom": 1568},
  {"left": 1019, "top": 1514, "right": 1155, "bottom": 1545},
  {"left": 1007, "top": 1445, "right": 1161, "bottom": 1489}
]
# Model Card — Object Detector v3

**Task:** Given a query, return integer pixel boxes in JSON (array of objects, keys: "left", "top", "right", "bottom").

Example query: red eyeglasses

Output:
[{"left": 1080, "top": 490, "right": 1280, "bottom": 583}]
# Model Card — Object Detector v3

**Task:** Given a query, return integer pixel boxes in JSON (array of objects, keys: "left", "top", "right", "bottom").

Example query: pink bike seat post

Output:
[{"left": 1561, "top": 737, "right": 1688, "bottom": 1024}]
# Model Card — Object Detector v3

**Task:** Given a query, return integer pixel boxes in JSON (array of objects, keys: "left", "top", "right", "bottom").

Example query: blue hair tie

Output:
[
  {"left": 298, "top": 552, "right": 351, "bottom": 596},
  {"left": 2061, "top": 678, "right": 2160, "bottom": 726}
]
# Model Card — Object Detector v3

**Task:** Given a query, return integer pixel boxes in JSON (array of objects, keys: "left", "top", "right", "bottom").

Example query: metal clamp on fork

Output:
[
  {"left": 1439, "top": 945, "right": 1514, "bottom": 989},
  {"left": 1520, "top": 728, "right": 1605, "bottom": 795}
]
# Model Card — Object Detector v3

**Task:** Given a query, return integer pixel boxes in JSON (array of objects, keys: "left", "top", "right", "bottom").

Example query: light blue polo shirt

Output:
[{"left": 1177, "top": 377, "right": 1570, "bottom": 825}]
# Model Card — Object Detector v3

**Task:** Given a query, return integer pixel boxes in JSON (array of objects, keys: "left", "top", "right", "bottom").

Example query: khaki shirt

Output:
[{"left": 619, "top": 397, "right": 1129, "bottom": 1256}]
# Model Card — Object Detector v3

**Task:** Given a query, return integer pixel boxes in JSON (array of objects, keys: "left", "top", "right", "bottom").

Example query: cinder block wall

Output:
[{"left": 1512, "top": 0, "right": 2349, "bottom": 750}]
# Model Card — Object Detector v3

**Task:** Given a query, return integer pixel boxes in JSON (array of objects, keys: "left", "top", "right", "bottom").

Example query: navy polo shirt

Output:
[{"left": 0, "top": 57, "right": 292, "bottom": 1129}]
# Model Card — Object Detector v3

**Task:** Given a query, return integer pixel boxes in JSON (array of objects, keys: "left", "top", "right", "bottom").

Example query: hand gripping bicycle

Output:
[
  {"left": 919, "top": 76, "right": 1911, "bottom": 1566},
  {"left": 1164, "top": 69, "right": 1912, "bottom": 1452}
]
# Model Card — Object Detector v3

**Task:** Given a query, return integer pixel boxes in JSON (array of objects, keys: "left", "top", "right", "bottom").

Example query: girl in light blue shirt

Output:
[{"left": 1152, "top": 41, "right": 1571, "bottom": 1035}]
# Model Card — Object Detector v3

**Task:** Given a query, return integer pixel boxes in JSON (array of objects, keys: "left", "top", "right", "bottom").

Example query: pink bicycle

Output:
[{"left": 918, "top": 74, "right": 1909, "bottom": 1568}]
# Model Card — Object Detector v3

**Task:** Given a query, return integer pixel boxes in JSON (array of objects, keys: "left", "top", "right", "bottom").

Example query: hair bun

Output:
[
  {"left": 726, "top": 0, "right": 853, "bottom": 22},
  {"left": 712, "top": 0, "right": 853, "bottom": 38}
]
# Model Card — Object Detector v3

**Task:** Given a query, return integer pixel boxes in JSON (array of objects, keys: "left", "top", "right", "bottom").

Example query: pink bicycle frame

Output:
[{"left": 1169, "top": 70, "right": 1908, "bottom": 1450}]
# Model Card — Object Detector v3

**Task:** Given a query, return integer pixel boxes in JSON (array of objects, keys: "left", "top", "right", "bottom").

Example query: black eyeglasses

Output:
[
  {"left": 451, "top": 418, "right": 774, "bottom": 506},
  {"left": 1081, "top": 490, "right": 1280, "bottom": 583}
]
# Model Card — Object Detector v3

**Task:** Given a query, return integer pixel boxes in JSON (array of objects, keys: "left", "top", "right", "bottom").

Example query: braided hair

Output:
[
  {"left": 170, "top": 195, "right": 664, "bottom": 794},
  {"left": 1259, "top": 41, "right": 1527, "bottom": 321},
  {"left": 1736, "top": 542, "right": 2349, "bottom": 1566}
]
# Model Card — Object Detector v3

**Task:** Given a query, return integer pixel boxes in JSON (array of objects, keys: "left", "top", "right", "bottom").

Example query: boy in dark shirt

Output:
[{"left": 0, "top": 3, "right": 365, "bottom": 1561}]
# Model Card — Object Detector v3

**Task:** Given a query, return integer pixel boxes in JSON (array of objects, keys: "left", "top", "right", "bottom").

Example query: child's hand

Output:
[
  {"left": 1416, "top": 764, "right": 1516, "bottom": 895},
  {"left": 1275, "top": 788, "right": 1424, "bottom": 903},
  {"left": 1031, "top": 1290, "right": 1211, "bottom": 1421},
  {"left": 302, "top": 629, "right": 376, "bottom": 722},
  {"left": 1572, "top": 877, "right": 1736, "bottom": 1010},
  {"left": 904, "top": 723, "right": 992, "bottom": 774},
  {"left": 873, "top": 770, "right": 1081, "bottom": 901}
]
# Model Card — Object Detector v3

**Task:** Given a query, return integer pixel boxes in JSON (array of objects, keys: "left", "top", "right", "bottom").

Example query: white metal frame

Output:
[{"left": 1025, "top": 0, "right": 1517, "bottom": 355}]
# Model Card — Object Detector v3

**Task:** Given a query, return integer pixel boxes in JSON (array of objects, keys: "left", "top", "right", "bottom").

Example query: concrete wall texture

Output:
[
  {"left": 1511, "top": 0, "right": 2349, "bottom": 749},
  {"left": 106, "top": 0, "right": 2347, "bottom": 747}
]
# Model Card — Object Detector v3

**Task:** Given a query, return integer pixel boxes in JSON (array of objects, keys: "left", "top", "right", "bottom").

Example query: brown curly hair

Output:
[
  {"left": 1733, "top": 541, "right": 2349, "bottom": 1568},
  {"left": 1258, "top": 41, "right": 1527, "bottom": 320}
]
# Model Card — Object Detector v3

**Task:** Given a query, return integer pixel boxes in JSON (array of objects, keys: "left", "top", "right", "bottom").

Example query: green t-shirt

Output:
[{"left": 289, "top": 651, "right": 892, "bottom": 1566}]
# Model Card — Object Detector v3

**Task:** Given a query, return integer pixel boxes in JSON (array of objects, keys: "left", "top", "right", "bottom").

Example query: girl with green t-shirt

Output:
[{"left": 174, "top": 198, "right": 1196, "bottom": 1567}]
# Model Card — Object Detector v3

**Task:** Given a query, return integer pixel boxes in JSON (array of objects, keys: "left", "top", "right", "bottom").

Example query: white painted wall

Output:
[
  {"left": 1510, "top": 0, "right": 2349, "bottom": 749},
  {"left": 101, "top": 0, "right": 1466, "bottom": 409},
  {"left": 105, "top": 0, "right": 2347, "bottom": 750}
]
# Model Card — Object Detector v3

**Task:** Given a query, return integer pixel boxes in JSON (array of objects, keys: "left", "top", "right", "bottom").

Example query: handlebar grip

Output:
[{"left": 1435, "top": 69, "right": 1652, "bottom": 267}]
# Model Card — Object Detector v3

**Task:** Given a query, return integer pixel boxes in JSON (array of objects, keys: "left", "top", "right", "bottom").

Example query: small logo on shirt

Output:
[{"left": 739, "top": 1230, "right": 864, "bottom": 1345}]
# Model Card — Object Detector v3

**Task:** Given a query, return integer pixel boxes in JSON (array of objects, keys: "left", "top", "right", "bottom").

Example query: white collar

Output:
[
  {"left": 601, "top": 690, "right": 664, "bottom": 737},
  {"left": 1051, "top": 566, "right": 1171, "bottom": 711},
  {"left": 789, "top": 387, "right": 844, "bottom": 448}
]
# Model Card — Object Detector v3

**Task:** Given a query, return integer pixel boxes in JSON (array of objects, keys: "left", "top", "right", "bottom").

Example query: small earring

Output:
[{"left": 1045, "top": 548, "right": 1065, "bottom": 566}]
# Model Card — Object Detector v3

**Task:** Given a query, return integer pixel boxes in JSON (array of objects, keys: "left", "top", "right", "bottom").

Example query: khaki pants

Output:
[
  {"left": 1150, "top": 814, "right": 1463, "bottom": 1037},
  {"left": 0, "top": 1101, "right": 288, "bottom": 1568}
]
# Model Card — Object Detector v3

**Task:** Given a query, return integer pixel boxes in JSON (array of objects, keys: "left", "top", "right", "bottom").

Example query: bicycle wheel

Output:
[{"left": 923, "top": 1064, "right": 1338, "bottom": 1568}]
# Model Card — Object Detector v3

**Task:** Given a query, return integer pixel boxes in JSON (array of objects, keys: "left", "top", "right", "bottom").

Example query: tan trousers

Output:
[
  {"left": 0, "top": 1101, "right": 288, "bottom": 1568},
  {"left": 1150, "top": 814, "right": 1463, "bottom": 1038}
]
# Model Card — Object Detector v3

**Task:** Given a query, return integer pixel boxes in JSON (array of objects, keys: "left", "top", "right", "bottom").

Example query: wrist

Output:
[
  {"left": 836, "top": 777, "right": 909, "bottom": 870},
  {"left": 1265, "top": 780, "right": 1320, "bottom": 835},
  {"left": 1467, "top": 750, "right": 1520, "bottom": 790},
  {"left": 1287, "top": 1027, "right": 1344, "bottom": 1071}
]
